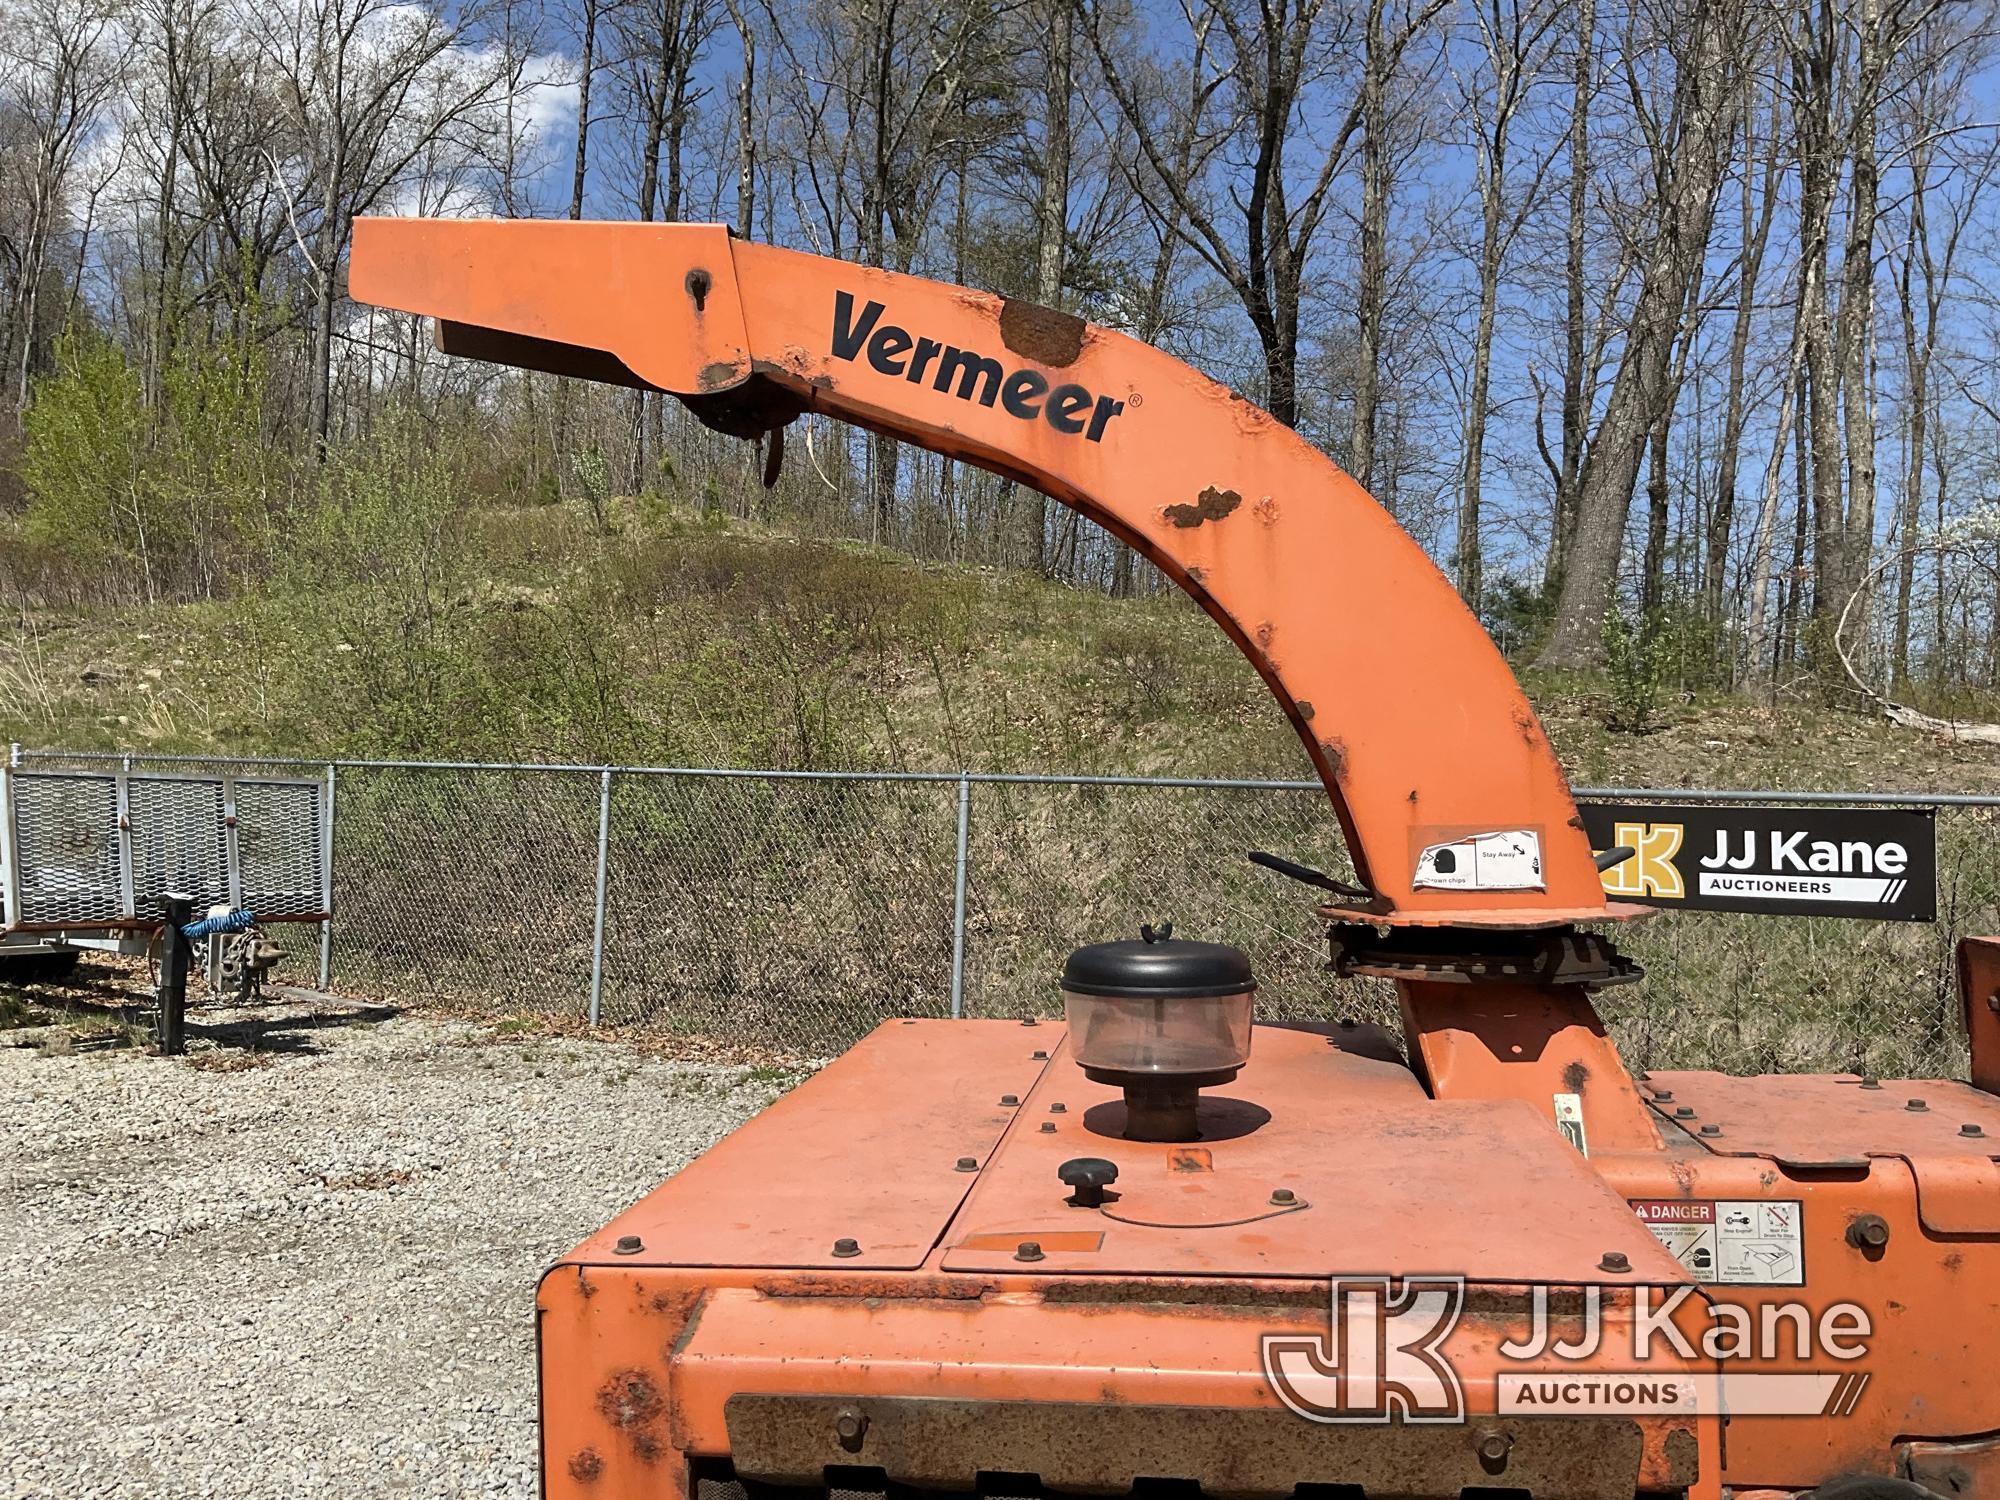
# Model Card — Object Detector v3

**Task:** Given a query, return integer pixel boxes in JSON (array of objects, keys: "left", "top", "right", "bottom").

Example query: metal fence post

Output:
[
  {"left": 589, "top": 768, "right": 613, "bottom": 1026},
  {"left": 317, "top": 765, "right": 337, "bottom": 991},
  {"left": 949, "top": 774, "right": 971, "bottom": 1019}
]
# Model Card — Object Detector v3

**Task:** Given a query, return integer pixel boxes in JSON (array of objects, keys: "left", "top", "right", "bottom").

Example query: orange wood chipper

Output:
[{"left": 349, "top": 219, "right": 2000, "bottom": 1500}]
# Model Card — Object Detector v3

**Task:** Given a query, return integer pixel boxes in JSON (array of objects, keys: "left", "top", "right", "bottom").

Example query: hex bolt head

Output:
[
  {"left": 1270, "top": 1188, "right": 1297, "bottom": 1205},
  {"left": 1022, "top": 1017, "right": 1040, "bottom": 1027},
  {"left": 1476, "top": 1430, "right": 1512, "bottom": 1464},
  {"left": 1859, "top": 1076, "right": 1882, "bottom": 1090},
  {"left": 1339, "top": 1018, "right": 1357, "bottom": 1029},
  {"left": 833, "top": 1407, "right": 868, "bottom": 1448},
  {"left": 1847, "top": 1214, "right": 1890, "bottom": 1251},
  {"left": 1599, "top": 1251, "right": 1632, "bottom": 1273},
  {"left": 1700, "top": 1124, "right": 1722, "bottom": 1137},
  {"left": 1962, "top": 1123, "right": 1985, "bottom": 1137},
  {"left": 1040, "top": 1122, "right": 1057, "bottom": 1134},
  {"left": 1049, "top": 1102, "right": 1067, "bottom": 1114},
  {"left": 1032, "top": 1049, "right": 1049, "bottom": 1060},
  {"left": 1015, "top": 1240, "right": 1045, "bottom": 1263},
  {"left": 1675, "top": 1106, "right": 1695, "bottom": 1118},
  {"left": 613, "top": 1234, "right": 643, "bottom": 1255},
  {"left": 1000, "top": 1094, "right": 1020, "bottom": 1107},
  {"left": 955, "top": 1156, "right": 978, "bottom": 1172},
  {"left": 1654, "top": 1089, "right": 1674, "bottom": 1102},
  {"left": 1907, "top": 1098, "right": 1929, "bottom": 1112},
  {"left": 832, "top": 1237, "right": 861, "bottom": 1258}
]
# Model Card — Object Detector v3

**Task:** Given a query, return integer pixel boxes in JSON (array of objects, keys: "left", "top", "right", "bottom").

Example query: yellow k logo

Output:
[{"left": 1599, "top": 821, "right": 1684, "bottom": 899}]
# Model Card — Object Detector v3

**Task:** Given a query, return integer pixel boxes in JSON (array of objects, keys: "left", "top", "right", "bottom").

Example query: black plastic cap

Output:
[{"left": 1061, "top": 931, "right": 1255, "bottom": 999}]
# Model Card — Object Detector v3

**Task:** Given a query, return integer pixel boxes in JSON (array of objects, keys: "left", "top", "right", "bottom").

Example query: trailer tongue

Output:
[{"left": 349, "top": 217, "right": 2000, "bottom": 1500}]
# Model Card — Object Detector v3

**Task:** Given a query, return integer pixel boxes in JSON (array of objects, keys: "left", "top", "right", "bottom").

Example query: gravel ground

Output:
[{"left": 0, "top": 993, "right": 793, "bottom": 1498}]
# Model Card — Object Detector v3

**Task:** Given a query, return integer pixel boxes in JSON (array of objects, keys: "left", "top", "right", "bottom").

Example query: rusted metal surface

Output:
[
  {"left": 347, "top": 218, "right": 1608, "bottom": 925},
  {"left": 1959, "top": 936, "right": 2000, "bottom": 1096},
  {"left": 723, "top": 1394, "right": 1652, "bottom": 1500},
  {"left": 574, "top": 1020, "right": 1053, "bottom": 1269},
  {"left": 535, "top": 1254, "right": 1728, "bottom": 1500},
  {"left": 1330, "top": 923, "right": 1643, "bottom": 990},
  {"left": 666, "top": 1283, "right": 1713, "bottom": 1490},
  {"left": 1901, "top": 1434, "right": 2000, "bottom": 1498},
  {"left": 938, "top": 1026, "right": 1685, "bottom": 1281}
]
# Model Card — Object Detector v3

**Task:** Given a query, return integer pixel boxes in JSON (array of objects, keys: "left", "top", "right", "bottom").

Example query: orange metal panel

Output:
[
  {"left": 1959, "top": 935, "right": 2000, "bottom": 1096},
  {"left": 575, "top": 1019, "right": 1053, "bottom": 1269},
  {"left": 668, "top": 1285, "right": 1717, "bottom": 1493},
  {"left": 346, "top": 219, "right": 1606, "bottom": 924},
  {"left": 1399, "top": 980, "right": 1665, "bottom": 1153},
  {"left": 940, "top": 1026, "right": 1689, "bottom": 1284},
  {"left": 1593, "top": 1145, "right": 2000, "bottom": 1490},
  {"left": 349, "top": 218, "right": 750, "bottom": 393},
  {"left": 1642, "top": 1070, "right": 2000, "bottom": 1234},
  {"left": 537, "top": 1268, "right": 1720, "bottom": 1500}
]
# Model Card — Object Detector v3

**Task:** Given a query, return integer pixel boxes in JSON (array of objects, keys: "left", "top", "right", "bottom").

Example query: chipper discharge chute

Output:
[{"left": 349, "top": 217, "right": 2000, "bottom": 1500}]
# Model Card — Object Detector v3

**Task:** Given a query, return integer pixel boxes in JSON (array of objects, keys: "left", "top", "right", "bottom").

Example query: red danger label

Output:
[{"left": 1631, "top": 1199, "right": 1715, "bottom": 1224}]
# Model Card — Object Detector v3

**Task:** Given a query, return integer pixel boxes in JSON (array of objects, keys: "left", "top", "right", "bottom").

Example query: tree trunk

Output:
[
  {"left": 1030, "top": 0, "right": 1072, "bottom": 576},
  {"left": 1350, "top": 0, "right": 1389, "bottom": 491},
  {"left": 1545, "top": 0, "right": 1594, "bottom": 595},
  {"left": 1704, "top": 66, "right": 1777, "bottom": 624},
  {"left": 1535, "top": 0, "right": 1743, "bottom": 670},
  {"left": 1822, "top": 0, "right": 1883, "bottom": 678},
  {"left": 569, "top": 0, "right": 598, "bottom": 219}
]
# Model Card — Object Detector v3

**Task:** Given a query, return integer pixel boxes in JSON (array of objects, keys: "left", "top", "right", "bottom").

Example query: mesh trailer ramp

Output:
[{"left": 0, "top": 766, "right": 331, "bottom": 977}]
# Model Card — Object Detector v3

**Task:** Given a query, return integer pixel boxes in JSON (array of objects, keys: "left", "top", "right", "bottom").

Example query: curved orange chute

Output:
[{"left": 349, "top": 218, "right": 1607, "bottom": 923}]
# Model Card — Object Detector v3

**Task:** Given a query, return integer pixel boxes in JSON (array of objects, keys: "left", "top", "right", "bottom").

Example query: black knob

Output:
[{"left": 1059, "top": 1156, "right": 1119, "bottom": 1208}]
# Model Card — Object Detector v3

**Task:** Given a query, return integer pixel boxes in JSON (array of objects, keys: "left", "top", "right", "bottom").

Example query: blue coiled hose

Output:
[{"left": 181, "top": 908, "right": 258, "bottom": 940}]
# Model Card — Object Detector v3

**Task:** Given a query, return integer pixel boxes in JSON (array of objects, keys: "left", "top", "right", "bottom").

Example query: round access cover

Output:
[{"left": 1061, "top": 929, "right": 1255, "bottom": 998}]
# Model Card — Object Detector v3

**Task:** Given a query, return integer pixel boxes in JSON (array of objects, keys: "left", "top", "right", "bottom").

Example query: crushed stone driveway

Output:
[{"left": 0, "top": 999, "right": 793, "bottom": 1498}]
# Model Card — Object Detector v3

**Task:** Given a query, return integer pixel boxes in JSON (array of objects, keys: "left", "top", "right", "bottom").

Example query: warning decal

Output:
[
  {"left": 1413, "top": 830, "right": 1545, "bottom": 892},
  {"left": 1630, "top": 1199, "right": 1804, "bottom": 1286}
]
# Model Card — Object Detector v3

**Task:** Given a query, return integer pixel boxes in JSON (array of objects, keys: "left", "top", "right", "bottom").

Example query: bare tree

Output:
[
  {"left": 0, "top": 0, "right": 123, "bottom": 419},
  {"left": 1081, "top": 0, "right": 1445, "bottom": 430},
  {"left": 1450, "top": 0, "right": 1562, "bottom": 607},
  {"left": 256, "top": 0, "right": 518, "bottom": 448},
  {"left": 1701, "top": 56, "right": 1782, "bottom": 625},
  {"left": 1536, "top": 0, "right": 1750, "bottom": 669}
]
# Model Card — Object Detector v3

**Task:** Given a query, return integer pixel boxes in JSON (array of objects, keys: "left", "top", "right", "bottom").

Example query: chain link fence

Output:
[{"left": 11, "top": 746, "right": 1996, "bottom": 1075}]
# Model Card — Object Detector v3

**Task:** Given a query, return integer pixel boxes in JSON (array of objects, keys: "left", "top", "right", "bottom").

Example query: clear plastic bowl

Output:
[{"left": 1063, "top": 988, "right": 1254, "bottom": 1079}]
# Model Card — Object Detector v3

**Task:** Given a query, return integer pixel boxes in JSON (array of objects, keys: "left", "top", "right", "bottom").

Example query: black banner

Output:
[{"left": 1576, "top": 803, "right": 1937, "bottom": 922}]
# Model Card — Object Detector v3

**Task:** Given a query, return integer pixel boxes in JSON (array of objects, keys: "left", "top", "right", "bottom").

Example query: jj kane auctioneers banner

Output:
[{"left": 1577, "top": 803, "right": 1936, "bottom": 922}]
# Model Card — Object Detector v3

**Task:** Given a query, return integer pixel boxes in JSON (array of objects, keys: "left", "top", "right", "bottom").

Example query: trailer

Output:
[{"left": 0, "top": 764, "right": 332, "bottom": 1003}]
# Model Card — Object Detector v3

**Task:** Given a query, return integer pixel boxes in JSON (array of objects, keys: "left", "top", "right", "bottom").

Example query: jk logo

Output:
[
  {"left": 1599, "top": 821, "right": 1685, "bottom": 900},
  {"left": 1263, "top": 1276, "right": 1466, "bottom": 1423}
]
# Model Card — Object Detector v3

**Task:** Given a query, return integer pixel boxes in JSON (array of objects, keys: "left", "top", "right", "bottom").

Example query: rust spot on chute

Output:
[
  {"left": 998, "top": 298, "right": 1086, "bottom": 366},
  {"left": 1165, "top": 487, "right": 1242, "bottom": 528}
]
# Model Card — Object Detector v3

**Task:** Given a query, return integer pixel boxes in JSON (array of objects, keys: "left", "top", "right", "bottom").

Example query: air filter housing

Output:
[{"left": 1061, "top": 926, "right": 1256, "bottom": 1141}]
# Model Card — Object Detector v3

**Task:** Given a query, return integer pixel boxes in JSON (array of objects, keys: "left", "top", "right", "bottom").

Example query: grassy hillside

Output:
[
  {"left": 9, "top": 500, "right": 2000, "bottom": 1081},
  {"left": 10, "top": 499, "right": 2000, "bottom": 801}
]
